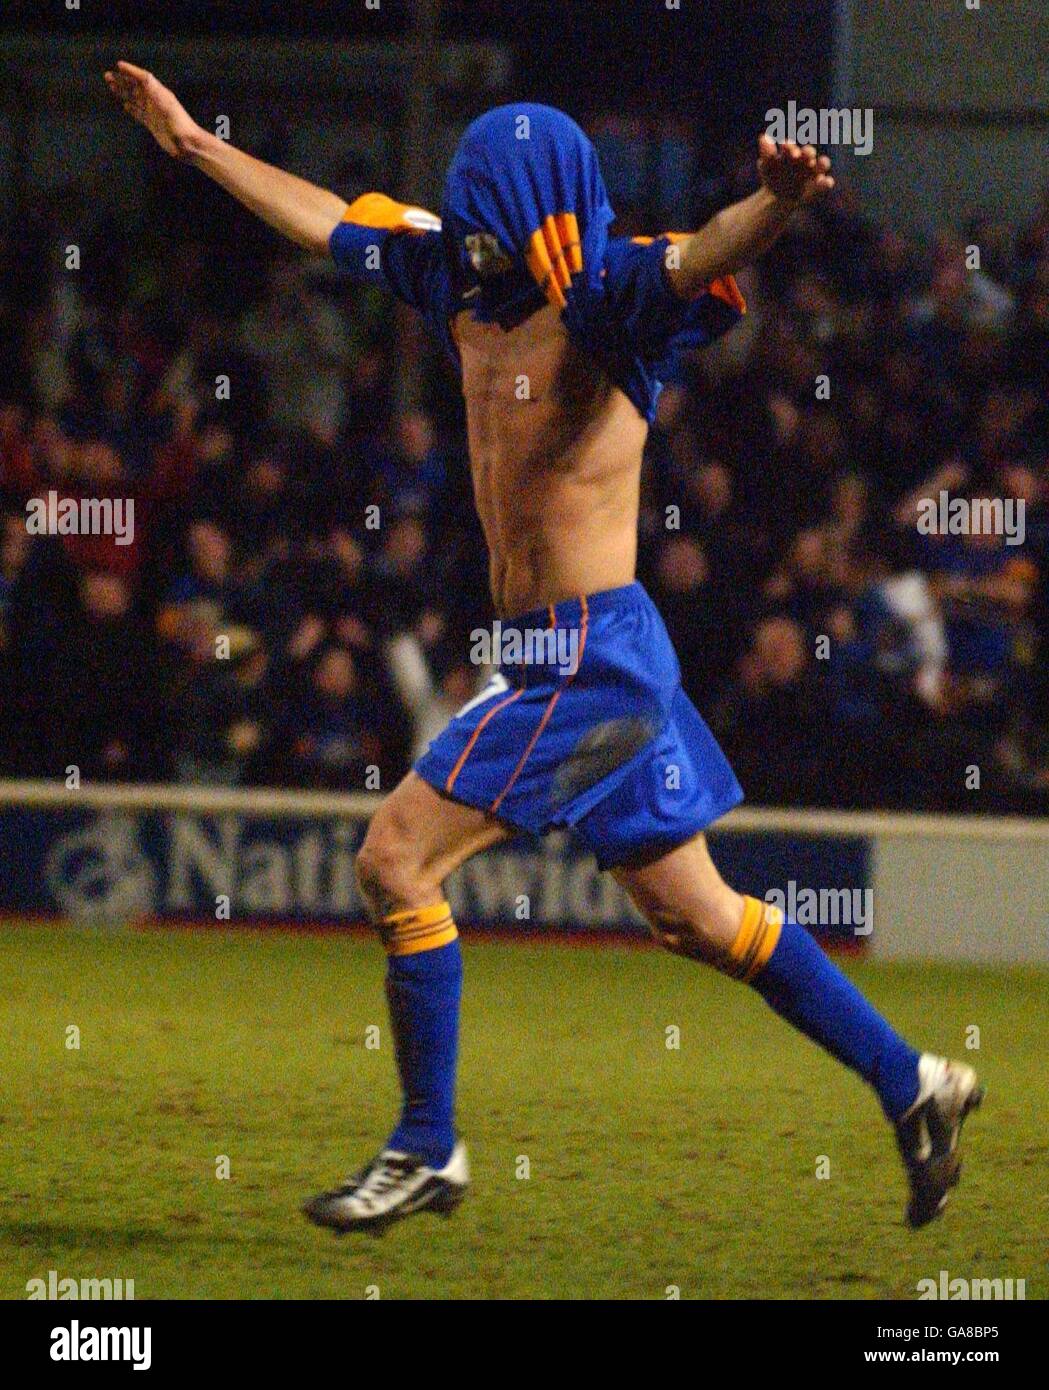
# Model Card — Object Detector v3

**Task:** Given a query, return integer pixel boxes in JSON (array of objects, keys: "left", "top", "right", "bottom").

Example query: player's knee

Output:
[
  {"left": 648, "top": 889, "right": 745, "bottom": 968},
  {"left": 649, "top": 912, "right": 720, "bottom": 964},
  {"left": 355, "top": 813, "right": 435, "bottom": 920}
]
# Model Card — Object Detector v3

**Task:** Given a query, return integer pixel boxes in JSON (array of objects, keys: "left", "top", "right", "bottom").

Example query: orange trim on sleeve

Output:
[
  {"left": 343, "top": 192, "right": 441, "bottom": 233},
  {"left": 630, "top": 232, "right": 689, "bottom": 246},
  {"left": 708, "top": 275, "right": 746, "bottom": 314}
]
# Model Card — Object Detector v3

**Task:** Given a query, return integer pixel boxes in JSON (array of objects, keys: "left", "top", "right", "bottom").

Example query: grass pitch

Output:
[{"left": 0, "top": 921, "right": 1044, "bottom": 1300}]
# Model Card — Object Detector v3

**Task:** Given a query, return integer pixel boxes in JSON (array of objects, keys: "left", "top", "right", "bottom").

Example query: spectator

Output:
[{"left": 0, "top": 150, "right": 1044, "bottom": 814}]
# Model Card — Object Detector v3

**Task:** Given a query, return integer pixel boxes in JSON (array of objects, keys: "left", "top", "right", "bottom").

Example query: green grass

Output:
[{"left": 0, "top": 921, "right": 1044, "bottom": 1300}]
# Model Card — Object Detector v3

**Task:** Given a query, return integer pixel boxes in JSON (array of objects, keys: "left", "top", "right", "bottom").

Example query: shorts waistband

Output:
[{"left": 500, "top": 581, "right": 646, "bottom": 634}]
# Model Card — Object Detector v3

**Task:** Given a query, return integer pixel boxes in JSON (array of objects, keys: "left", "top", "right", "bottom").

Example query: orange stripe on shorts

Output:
[
  {"left": 444, "top": 689, "right": 523, "bottom": 795},
  {"left": 488, "top": 596, "right": 590, "bottom": 815}
]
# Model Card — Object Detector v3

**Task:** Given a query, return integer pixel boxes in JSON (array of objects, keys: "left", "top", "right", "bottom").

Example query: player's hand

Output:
[
  {"left": 104, "top": 61, "right": 202, "bottom": 160},
  {"left": 757, "top": 134, "right": 834, "bottom": 208}
]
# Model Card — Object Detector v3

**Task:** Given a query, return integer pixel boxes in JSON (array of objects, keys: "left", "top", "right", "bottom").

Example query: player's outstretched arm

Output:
[
  {"left": 104, "top": 61, "right": 348, "bottom": 257},
  {"left": 667, "top": 135, "right": 834, "bottom": 298}
]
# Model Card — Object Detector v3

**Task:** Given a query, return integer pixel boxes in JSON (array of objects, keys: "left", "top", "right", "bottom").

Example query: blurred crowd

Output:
[{"left": 1, "top": 157, "right": 1047, "bottom": 815}]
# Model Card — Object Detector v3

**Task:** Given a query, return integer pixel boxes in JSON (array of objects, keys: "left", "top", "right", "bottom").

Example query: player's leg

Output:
[
  {"left": 304, "top": 772, "right": 512, "bottom": 1233},
  {"left": 614, "top": 832, "right": 982, "bottom": 1226},
  {"left": 613, "top": 832, "right": 923, "bottom": 1114},
  {"left": 356, "top": 771, "right": 511, "bottom": 1158}
]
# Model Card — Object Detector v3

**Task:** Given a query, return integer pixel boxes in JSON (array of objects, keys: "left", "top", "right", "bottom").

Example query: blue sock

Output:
[
  {"left": 734, "top": 898, "right": 920, "bottom": 1120},
  {"left": 381, "top": 902, "right": 461, "bottom": 1167}
]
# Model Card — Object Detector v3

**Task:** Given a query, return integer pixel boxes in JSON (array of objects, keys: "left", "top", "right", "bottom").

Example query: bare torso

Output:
[{"left": 454, "top": 303, "right": 648, "bottom": 617}]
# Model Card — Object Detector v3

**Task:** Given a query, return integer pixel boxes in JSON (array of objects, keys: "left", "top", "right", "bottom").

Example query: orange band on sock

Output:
[
  {"left": 381, "top": 901, "right": 458, "bottom": 957},
  {"left": 728, "top": 896, "right": 783, "bottom": 982}
]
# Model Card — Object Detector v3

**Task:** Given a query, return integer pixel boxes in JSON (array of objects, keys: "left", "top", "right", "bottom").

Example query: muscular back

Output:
[{"left": 454, "top": 303, "right": 648, "bottom": 617}]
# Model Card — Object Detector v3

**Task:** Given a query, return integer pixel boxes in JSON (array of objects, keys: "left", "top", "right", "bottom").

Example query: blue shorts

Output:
[{"left": 414, "top": 581, "right": 743, "bottom": 871}]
